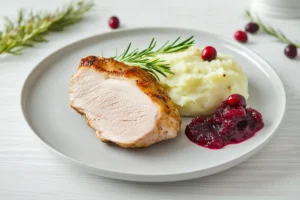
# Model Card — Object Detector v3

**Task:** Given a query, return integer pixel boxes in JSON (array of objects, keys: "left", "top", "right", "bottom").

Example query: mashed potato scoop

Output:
[{"left": 157, "top": 47, "right": 248, "bottom": 117}]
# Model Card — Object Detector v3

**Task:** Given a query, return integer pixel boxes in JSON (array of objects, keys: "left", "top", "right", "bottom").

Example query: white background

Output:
[{"left": 1, "top": 0, "right": 300, "bottom": 199}]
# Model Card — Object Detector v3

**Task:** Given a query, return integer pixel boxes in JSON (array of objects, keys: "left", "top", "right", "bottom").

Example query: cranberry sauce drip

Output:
[{"left": 185, "top": 95, "right": 264, "bottom": 149}]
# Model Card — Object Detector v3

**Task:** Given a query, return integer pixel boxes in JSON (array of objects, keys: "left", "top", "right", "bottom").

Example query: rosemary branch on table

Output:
[
  {"left": 245, "top": 10, "right": 300, "bottom": 48},
  {"left": 0, "top": 1, "right": 94, "bottom": 55},
  {"left": 112, "top": 36, "right": 195, "bottom": 80}
]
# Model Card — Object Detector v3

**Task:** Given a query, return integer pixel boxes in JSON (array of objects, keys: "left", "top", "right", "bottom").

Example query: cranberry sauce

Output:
[{"left": 185, "top": 94, "right": 264, "bottom": 149}]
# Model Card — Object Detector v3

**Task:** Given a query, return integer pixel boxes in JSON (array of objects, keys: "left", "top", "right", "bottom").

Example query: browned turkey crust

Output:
[{"left": 70, "top": 56, "right": 181, "bottom": 148}]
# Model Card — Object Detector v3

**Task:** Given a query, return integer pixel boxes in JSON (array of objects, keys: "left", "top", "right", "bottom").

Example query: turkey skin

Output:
[{"left": 70, "top": 56, "right": 181, "bottom": 148}]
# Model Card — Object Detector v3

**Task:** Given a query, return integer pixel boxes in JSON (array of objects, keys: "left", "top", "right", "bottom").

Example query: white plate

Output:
[{"left": 21, "top": 27, "right": 286, "bottom": 182}]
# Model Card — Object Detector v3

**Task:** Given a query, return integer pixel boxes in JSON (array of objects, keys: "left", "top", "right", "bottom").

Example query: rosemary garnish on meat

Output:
[
  {"left": 112, "top": 36, "right": 195, "bottom": 80},
  {"left": 0, "top": 1, "right": 93, "bottom": 55}
]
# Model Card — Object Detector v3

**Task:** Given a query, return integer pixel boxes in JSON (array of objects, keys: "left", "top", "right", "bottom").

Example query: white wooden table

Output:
[{"left": 1, "top": 0, "right": 300, "bottom": 199}]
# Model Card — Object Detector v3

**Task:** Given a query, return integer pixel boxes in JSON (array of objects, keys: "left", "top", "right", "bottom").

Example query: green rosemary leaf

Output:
[
  {"left": 4, "top": 17, "right": 14, "bottom": 33},
  {"left": 18, "top": 9, "right": 24, "bottom": 25},
  {"left": 112, "top": 36, "right": 194, "bottom": 79}
]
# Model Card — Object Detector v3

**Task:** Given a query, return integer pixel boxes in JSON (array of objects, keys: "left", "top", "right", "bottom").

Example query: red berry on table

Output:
[
  {"left": 108, "top": 16, "right": 120, "bottom": 29},
  {"left": 234, "top": 30, "right": 248, "bottom": 43},
  {"left": 284, "top": 44, "right": 297, "bottom": 59},
  {"left": 227, "top": 94, "right": 247, "bottom": 107},
  {"left": 201, "top": 46, "right": 217, "bottom": 62},
  {"left": 245, "top": 22, "right": 259, "bottom": 34}
]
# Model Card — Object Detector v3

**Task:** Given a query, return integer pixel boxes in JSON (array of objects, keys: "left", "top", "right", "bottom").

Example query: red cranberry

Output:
[
  {"left": 227, "top": 94, "right": 247, "bottom": 107},
  {"left": 108, "top": 16, "right": 120, "bottom": 29},
  {"left": 284, "top": 44, "right": 297, "bottom": 59},
  {"left": 201, "top": 46, "right": 217, "bottom": 62},
  {"left": 234, "top": 30, "right": 248, "bottom": 43},
  {"left": 245, "top": 22, "right": 259, "bottom": 34}
]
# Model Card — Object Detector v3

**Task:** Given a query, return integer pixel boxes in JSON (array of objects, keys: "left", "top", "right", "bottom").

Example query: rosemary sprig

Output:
[
  {"left": 0, "top": 1, "right": 93, "bottom": 55},
  {"left": 112, "top": 36, "right": 195, "bottom": 79},
  {"left": 245, "top": 10, "right": 300, "bottom": 48}
]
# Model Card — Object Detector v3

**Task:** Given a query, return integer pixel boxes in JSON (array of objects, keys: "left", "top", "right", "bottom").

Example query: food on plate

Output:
[
  {"left": 201, "top": 46, "right": 217, "bottom": 62},
  {"left": 69, "top": 56, "right": 181, "bottom": 148},
  {"left": 69, "top": 36, "right": 263, "bottom": 150},
  {"left": 156, "top": 46, "right": 249, "bottom": 116},
  {"left": 185, "top": 94, "right": 264, "bottom": 149}
]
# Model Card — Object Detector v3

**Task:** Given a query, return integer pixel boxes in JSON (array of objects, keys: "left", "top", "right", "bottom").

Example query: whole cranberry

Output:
[
  {"left": 109, "top": 16, "right": 120, "bottom": 29},
  {"left": 284, "top": 44, "right": 297, "bottom": 59},
  {"left": 227, "top": 94, "right": 247, "bottom": 107},
  {"left": 245, "top": 22, "right": 259, "bottom": 34},
  {"left": 234, "top": 30, "right": 248, "bottom": 43},
  {"left": 201, "top": 46, "right": 217, "bottom": 62}
]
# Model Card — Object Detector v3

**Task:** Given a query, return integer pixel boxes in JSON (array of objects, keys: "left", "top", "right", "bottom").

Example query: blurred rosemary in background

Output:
[
  {"left": 245, "top": 10, "right": 300, "bottom": 48},
  {"left": 0, "top": 1, "right": 93, "bottom": 55}
]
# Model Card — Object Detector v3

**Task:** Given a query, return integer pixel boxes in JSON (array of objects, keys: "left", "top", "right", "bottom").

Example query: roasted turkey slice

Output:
[{"left": 69, "top": 56, "right": 181, "bottom": 148}]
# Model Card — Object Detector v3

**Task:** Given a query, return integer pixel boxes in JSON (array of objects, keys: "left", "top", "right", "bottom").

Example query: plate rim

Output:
[{"left": 20, "top": 27, "right": 286, "bottom": 182}]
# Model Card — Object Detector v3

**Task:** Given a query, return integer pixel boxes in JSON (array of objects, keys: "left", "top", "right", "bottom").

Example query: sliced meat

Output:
[{"left": 69, "top": 56, "right": 181, "bottom": 148}]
